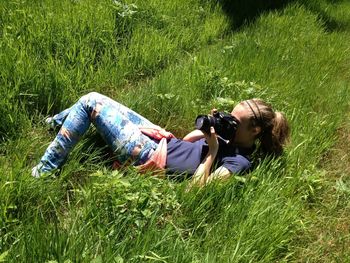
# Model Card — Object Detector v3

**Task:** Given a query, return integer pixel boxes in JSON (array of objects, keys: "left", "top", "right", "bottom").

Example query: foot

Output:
[
  {"left": 31, "top": 164, "right": 43, "bottom": 178},
  {"left": 31, "top": 163, "right": 57, "bottom": 178}
]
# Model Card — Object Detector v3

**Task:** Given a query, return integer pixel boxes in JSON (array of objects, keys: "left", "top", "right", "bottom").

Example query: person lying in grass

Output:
[{"left": 32, "top": 92, "right": 290, "bottom": 186}]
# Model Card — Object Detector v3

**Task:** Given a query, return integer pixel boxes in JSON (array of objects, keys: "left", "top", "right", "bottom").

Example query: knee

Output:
[
  {"left": 85, "top": 91, "right": 102, "bottom": 99},
  {"left": 87, "top": 91, "right": 101, "bottom": 97},
  {"left": 79, "top": 92, "right": 102, "bottom": 104},
  {"left": 78, "top": 92, "right": 105, "bottom": 120}
]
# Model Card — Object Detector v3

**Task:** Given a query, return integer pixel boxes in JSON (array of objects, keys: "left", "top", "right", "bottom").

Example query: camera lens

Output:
[
  {"left": 195, "top": 112, "right": 240, "bottom": 140},
  {"left": 195, "top": 117, "right": 205, "bottom": 130},
  {"left": 195, "top": 115, "right": 213, "bottom": 134}
]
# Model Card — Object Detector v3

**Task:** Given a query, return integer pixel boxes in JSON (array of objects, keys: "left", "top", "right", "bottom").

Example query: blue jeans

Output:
[{"left": 34, "top": 92, "right": 159, "bottom": 175}]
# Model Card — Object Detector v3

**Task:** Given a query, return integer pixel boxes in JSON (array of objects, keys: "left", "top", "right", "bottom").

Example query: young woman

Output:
[{"left": 32, "top": 92, "right": 290, "bottom": 186}]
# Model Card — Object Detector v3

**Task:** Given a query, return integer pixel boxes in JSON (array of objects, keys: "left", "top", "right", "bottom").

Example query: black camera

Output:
[{"left": 195, "top": 111, "right": 240, "bottom": 141}]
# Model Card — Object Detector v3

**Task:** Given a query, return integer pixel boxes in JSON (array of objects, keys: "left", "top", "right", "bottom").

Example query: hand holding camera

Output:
[
  {"left": 203, "top": 126, "right": 219, "bottom": 153},
  {"left": 194, "top": 110, "right": 240, "bottom": 141}
]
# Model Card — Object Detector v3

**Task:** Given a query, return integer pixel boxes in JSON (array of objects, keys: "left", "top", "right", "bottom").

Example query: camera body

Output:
[{"left": 195, "top": 111, "right": 240, "bottom": 141}]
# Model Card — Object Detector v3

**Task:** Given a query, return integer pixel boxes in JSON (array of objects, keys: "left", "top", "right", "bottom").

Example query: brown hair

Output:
[{"left": 242, "top": 99, "right": 290, "bottom": 157}]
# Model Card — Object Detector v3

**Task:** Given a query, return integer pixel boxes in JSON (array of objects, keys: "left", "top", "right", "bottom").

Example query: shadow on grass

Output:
[
  {"left": 298, "top": 0, "right": 350, "bottom": 32},
  {"left": 217, "top": 0, "right": 292, "bottom": 30},
  {"left": 217, "top": 0, "right": 349, "bottom": 32}
]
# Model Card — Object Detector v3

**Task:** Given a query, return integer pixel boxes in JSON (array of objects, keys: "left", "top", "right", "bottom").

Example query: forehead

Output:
[{"left": 230, "top": 103, "right": 251, "bottom": 122}]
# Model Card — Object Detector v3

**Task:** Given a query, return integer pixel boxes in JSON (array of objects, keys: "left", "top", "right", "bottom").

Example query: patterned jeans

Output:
[{"left": 32, "top": 92, "right": 159, "bottom": 176}]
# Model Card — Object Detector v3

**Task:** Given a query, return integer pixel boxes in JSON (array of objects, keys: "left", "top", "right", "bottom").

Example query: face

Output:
[{"left": 230, "top": 103, "right": 261, "bottom": 147}]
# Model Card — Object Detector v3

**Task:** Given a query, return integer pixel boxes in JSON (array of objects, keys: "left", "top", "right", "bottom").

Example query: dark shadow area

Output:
[
  {"left": 216, "top": 0, "right": 349, "bottom": 32},
  {"left": 216, "top": 0, "right": 293, "bottom": 31},
  {"left": 297, "top": 0, "right": 350, "bottom": 32}
]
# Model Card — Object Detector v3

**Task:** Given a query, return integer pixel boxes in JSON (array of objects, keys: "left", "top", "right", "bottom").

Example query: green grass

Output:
[{"left": 1, "top": 0, "right": 350, "bottom": 262}]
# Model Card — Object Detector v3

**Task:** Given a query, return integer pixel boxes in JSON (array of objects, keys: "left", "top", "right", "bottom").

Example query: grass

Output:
[
  {"left": 1, "top": 0, "right": 350, "bottom": 262},
  {"left": 290, "top": 112, "right": 350, "bottom": 262}
]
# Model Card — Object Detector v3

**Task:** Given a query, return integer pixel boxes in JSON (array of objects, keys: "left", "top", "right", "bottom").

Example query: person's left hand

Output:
[
  {"left": 210, "top": 108, "right": 218, "bottom": 116},
  {"left": 204, "top": 126, "right": 219, "bottom": 153}
]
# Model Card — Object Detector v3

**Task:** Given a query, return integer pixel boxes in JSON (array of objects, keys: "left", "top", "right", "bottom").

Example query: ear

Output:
[{"left": 252, "top": 126, "right": 262, "bottom": 137}]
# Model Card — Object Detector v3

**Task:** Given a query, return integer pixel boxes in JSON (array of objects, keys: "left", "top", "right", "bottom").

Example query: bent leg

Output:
[
  {"left": 33, "top": 92, "right": 158, "bottom": 176},
  {"left": 34, "top": 97, "right": 93, "bottom": 175},
  {"left": 49, "top": 93, "right": 157, "bottom": 128},
  {"left": 89, "top": 93, "right": 158, "bottom": 128},
  {"left": 84, "top": 92, "right": 158, "bottom": 164}
]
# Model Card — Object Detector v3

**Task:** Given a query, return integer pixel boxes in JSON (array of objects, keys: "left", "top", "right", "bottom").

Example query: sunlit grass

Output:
[{"left": 1, "top": 0, "right": 350, "bottom": 262}]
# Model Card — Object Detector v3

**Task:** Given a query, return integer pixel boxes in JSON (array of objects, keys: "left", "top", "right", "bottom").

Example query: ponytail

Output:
[
  {"left": 244, "top": 99, "right": 290, "bottom": 157},
  {"left": 260, "top": 111, "right": 290, "bottom": 157}
]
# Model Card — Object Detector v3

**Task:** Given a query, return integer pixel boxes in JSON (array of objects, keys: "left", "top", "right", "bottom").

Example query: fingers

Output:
[
  {"left": 210, "top": 108, "right": 218, "bottom": 115},
  {"left": 206, "top": 126, "right": 219, "bottom": 152},
  {"left": 210, "top": 126, "right": 216, "bottom": 136},
  {"left": 204, "top": 126, "right": 216, "bottom": 139}
]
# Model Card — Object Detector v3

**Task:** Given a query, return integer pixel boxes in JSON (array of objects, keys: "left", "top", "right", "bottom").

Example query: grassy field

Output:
[{"left": 1, "top": 0, "right": 350, "bottom": 262}]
